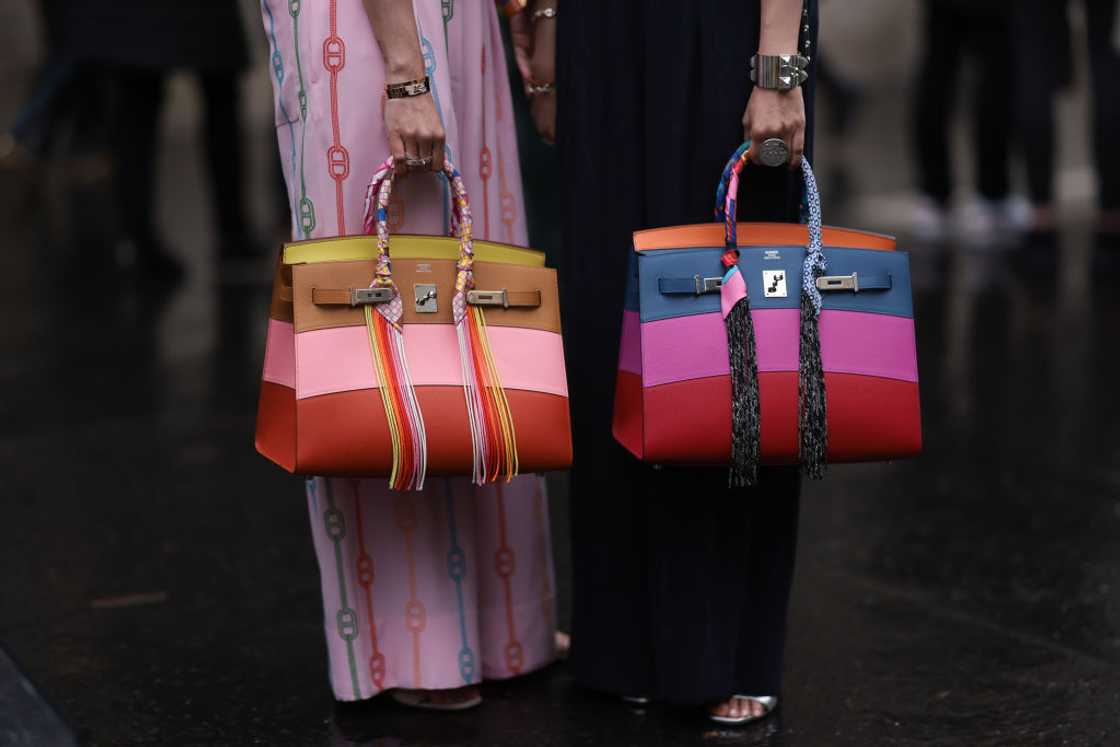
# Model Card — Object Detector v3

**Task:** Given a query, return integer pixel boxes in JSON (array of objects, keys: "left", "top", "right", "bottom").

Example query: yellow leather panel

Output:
[{"left": 283, "top": 234, "right": 545, "bottom": 267}]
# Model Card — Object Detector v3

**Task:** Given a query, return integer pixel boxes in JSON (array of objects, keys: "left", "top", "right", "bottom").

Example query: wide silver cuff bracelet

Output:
[{"left": 750, "top": 54, "right": 810, "bottom": 91}]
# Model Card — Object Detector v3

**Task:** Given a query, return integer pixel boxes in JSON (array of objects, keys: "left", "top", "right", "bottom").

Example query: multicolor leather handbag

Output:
[
  {"left": 256, "top": 158, "right": 572, "bottom": 489},
  {"left": 613, "top": 143, "right": 921, "bottom": 484}
]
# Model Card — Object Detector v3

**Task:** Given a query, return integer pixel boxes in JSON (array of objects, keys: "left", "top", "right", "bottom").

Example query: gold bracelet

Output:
[{"left": 385, "top": 76, "right": 430, "bottom": 99}]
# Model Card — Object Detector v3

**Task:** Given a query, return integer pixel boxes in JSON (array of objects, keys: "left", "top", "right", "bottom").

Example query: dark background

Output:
[{"left": 2, "top": 1, "right": 1119, "bottom": 744}]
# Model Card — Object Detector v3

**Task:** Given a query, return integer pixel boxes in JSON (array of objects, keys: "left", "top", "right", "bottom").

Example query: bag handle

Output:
[
  {"left": 361, "top": 156, "right": 477, "bottom": 325},
  {"left": 713, "top": 141, "right": 827, "bottom": 315}
]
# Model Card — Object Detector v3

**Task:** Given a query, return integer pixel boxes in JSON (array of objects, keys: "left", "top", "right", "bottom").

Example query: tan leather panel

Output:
[
  {"left": 269, "top": 254, "right": 294, "bottom": 323},
  {"left": 292, "top": 259, "right": 561, "bottom": 334}
]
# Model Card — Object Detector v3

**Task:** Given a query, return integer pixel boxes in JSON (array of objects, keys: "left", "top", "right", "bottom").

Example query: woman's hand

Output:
[
  {"left": 384, "top": 92, "right": 445, "bottom": 174},
  {"left": 510, "top": 6, "right": 557, "bottom": 145},
  {"left": 362, "top": 0, "right": 445, "bottom": 173},
  {"left": 742, "top": 86, "right": 805, "bottom": 169}
]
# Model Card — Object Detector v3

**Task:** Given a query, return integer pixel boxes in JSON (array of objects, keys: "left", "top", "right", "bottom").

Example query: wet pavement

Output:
[{"left": 4, "top": 10, "right": 1120, "bottom": 747}]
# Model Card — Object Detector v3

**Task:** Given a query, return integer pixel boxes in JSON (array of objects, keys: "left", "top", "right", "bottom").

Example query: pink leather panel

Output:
[
  {"left": 294, "top": 324, "right": 569, "bottom": 400},
  {"left": 262, "top": 318, "right": 296, "bottom": 388}
]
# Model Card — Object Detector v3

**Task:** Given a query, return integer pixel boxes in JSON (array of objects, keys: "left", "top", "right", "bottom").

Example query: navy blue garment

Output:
[{"left": 557, "top": 0, "right": 817, "bottom": 705}]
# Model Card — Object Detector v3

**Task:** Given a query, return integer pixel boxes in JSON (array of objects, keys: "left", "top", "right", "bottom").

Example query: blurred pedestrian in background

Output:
[
  {"left": 910, "top": 0, "right": 1030, "bottom": 245},
  {"left": 21, "top": 0, "right": 258, "bottom": 281},
  {"left": 1012, "top": 0, "right": 1120, "bottom": 250}
]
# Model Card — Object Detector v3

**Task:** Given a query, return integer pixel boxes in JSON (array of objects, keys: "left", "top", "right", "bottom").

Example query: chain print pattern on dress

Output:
[
  {"left": 532, "top": 481, "right": 554, "bottom": 634},
  {"left": 324, "top": 0, "right": 349, "bottom": 234},
  {"left": 394, "top": 494, "right": 427, "bottom": 686},
  {"left": 289, "top": 0, "right": 316, "bottom": 237},
  {"left": 444, "top": 481, "right": 478, "bottom": 684},
  {"left": 494, "top": 483, "right": 524, "bottom": 674},
  {"left": 479, "top": 45, "right": 492, "bottom": 239},
  {"left": 351, "top": 481, "right": 386, "bottom": 691},
  {"left": 262, "top": 0, "right": 298, "bottom": 220},
  {"left": 319, "top": 478, "right": 362, "bottom": 699}
]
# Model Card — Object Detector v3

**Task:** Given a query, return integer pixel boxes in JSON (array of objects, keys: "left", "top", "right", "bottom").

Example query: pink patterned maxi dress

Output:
[{"left": 259, "top": 0, "right": 557, "bottom": 701}]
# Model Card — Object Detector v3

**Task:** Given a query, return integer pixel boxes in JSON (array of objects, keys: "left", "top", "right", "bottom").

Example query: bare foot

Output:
[
  {"left": 554, "top": 630, "right": 571, "bottom": 658},
  {"left": 708, "top": 695, "right": 771, "bottom": 723}
]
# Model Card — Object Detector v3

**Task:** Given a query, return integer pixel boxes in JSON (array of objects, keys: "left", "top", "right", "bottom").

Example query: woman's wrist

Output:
[{"left": 385, "top": 59, "right": 425, "bottom": 82}]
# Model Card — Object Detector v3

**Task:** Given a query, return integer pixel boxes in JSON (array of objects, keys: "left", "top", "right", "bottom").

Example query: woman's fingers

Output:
[
  {"left": 431, "top": 130, "right": 445, "bottom": 172},
  {"left": 388, "top": 130, "right": 408, "bottom": 175},
  {"left": 790, "top": 125, "right": 805, "bottom": 170}
]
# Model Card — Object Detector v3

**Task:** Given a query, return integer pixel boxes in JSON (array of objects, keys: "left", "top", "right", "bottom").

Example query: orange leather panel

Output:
[
  {"left": 292, "top": 259, "right": 561, "bottom": 334},
  {"left": 256, "top": 380, "right": 297, "bottom": 472},
  {"left": 269, "top": 254, "right": 295, "bottom": 323},
  {"left": 295, "top": 387, "right": 572, "bottom": 476},
  {"left": 633, "top": 222, "right": 897, "bottom": 252}
]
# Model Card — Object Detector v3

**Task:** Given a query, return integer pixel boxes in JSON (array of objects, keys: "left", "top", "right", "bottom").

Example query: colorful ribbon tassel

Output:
[
  {"left": 362, "top": 157, "right": 518, "bottom": 490},
  {"left": 361, "top": 164, "right": 428, "bottom": 491},
  {"left": 446, "top": 171, "right": 519, "bottom": 485}
]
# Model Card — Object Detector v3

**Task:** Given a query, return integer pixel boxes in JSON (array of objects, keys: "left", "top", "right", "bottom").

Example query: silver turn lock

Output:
[{"left": 414, "top": 284, "right": 438, "bottom": 313}]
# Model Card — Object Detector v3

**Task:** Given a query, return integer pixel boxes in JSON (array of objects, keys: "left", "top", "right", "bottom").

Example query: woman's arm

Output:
[
  {"left": 362, "top": 0, "right": 445, "bottom": 172},
  {"left": 511, "top": 1, "right": 557, "bottom": 144},
  {"left": 744, "top": 0, "right": 807, "bottom": 168}
]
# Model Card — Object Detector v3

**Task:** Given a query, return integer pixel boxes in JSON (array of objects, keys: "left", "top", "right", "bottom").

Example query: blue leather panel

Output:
[
  {"left": 636, "top": 245, "right": 913, "bottom": 323},
  {"left": 623, "top": 251, "right": 641, "bottom": 312}
]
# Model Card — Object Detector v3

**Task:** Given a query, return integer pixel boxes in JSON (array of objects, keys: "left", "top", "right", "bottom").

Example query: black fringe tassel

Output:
[
  {"left": 727, "top": 299, "right": 760, "bottom": 488},
  {"left": 798, "top": 290, "right": 828, "bottom": 479}
]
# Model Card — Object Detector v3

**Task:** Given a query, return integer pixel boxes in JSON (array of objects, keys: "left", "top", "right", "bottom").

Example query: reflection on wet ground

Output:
[{"left": 3, "top": 57, "right": 1120, "bottom": 747}]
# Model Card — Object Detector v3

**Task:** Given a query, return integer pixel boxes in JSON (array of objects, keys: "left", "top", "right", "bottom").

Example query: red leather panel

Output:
[
  {"left": 256, "top": 380, "right": 297, "bottom": 472},
  {"left": 637, "top": 372, "right": 921, "bottom": 465},
  {"left": 294, "top": 387, "right": 572, "bottom": 476},
  {"left": 612, "top": 371, "right": 645, "bottom": 459},
  {"left": 825, "top": 372, "right": 923, "bottom": 461}
]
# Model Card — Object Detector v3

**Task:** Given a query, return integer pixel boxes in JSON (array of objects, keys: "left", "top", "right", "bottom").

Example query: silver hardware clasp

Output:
[
  {"left": 467, "top": 289, "right": 509, "bottom": 308},
  {"left": 816, "top": 273, "right": 859, "bottom": 292},
  {"left": 350, "top": 287, "right": 394, "bottom": 306},
  {"left": 414, "top": 283, "right": 438, "bottom": 313},
  {"left": 693, "top": 275, "right": 723, "bottom": 295}
]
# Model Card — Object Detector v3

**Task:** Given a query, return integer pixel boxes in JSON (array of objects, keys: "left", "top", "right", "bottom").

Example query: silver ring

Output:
[
  {"left": 758, "top": 138, "right": 790, "bottom": 168},
  {"left": 404, "top": 156, "right": 432, "bottom": 168}
]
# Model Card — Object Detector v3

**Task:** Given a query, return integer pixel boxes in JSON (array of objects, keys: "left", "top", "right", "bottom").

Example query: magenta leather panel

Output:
[
  {"left": 294, "top": 324, "right": 569, "bottom": 400},
  {"left": 618, "top": 311, "right": 643, "bottom": 375},
  {"left": 818, "top": 310, "right": 919, "bottom": 383},
  {"left": 639, "top": 309, "right": 918, "bottom": 387},
  {"left": 639, "top": 310, "right": 799, "bottom": 387}
]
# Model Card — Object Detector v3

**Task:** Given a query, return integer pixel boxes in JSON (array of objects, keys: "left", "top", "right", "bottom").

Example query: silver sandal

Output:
[{"left": 707, "top": 695, "right": 777, "bottom": 725}]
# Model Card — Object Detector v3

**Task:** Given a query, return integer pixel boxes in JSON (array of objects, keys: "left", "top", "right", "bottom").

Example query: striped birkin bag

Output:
[
  {"left": 612, "top": 143, "right": 922, "bottom": 484},
  {"left": 256, "top": 158, "right": 572, "bottom": 489}
]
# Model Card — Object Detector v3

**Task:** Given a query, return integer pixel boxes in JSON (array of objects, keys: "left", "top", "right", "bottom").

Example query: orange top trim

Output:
[{"left": 633, "top": 222, "right": 896, "bottom": 252}]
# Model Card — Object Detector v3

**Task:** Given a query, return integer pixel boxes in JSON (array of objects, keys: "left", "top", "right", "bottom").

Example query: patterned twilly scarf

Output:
[{"left": 715, "top": 144, "right": 828, "bottom": 485}]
